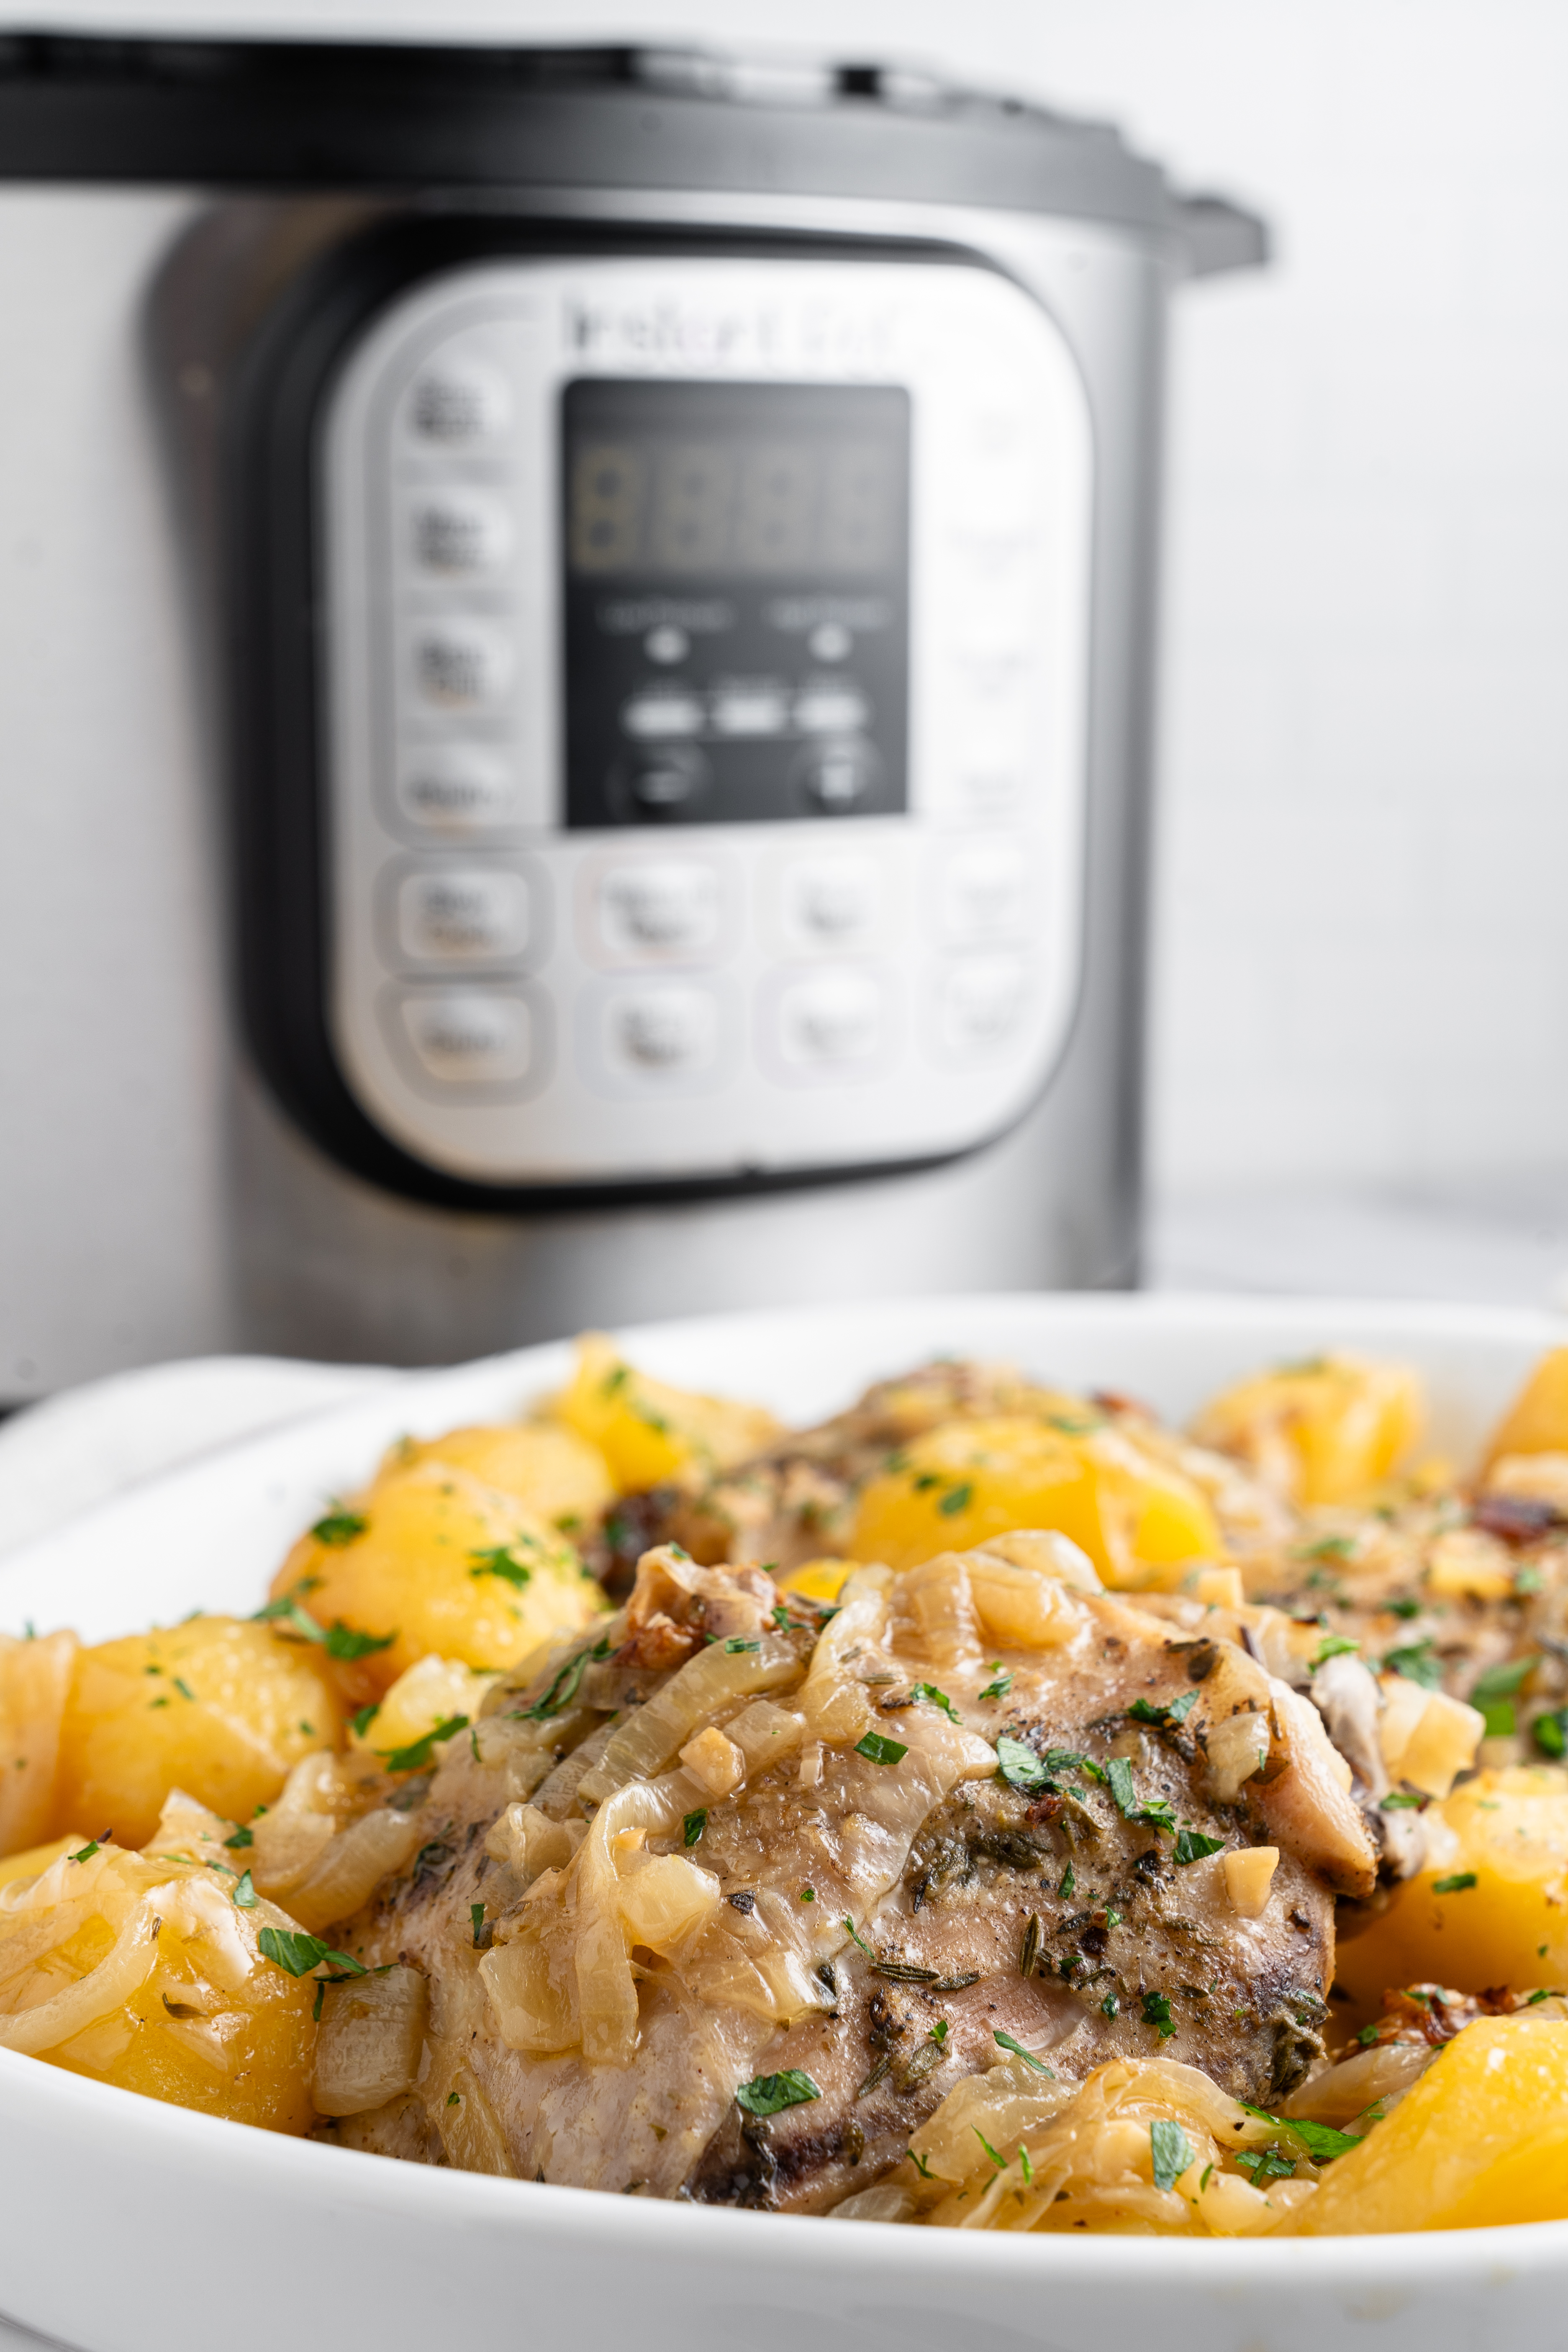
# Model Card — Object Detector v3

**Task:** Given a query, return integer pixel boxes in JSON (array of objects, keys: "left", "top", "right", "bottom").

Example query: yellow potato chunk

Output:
[
  {"left": 0, "top": 1629, "right": 77, "bottom": 1859},
  {"left": 0, "top": 1838, "right": 316, "bottom": 2134},
  {"left": 552, "top": 1333, "right": 781, "bottom": 1491},
  {"left": 352, "top": 1654, "right": 501, "bottom": 1761},
  {"left": 775, "top": 1557, "right": 856, "bottom": 1605},
  {"left": 848, "top": 1414, "right": 1221, "bottom": 1589},
  {"left": 271, "top": 1461, "right": 603, "bottom": 1692},
  {"left": 385, "top": 1421, "right": 613, "bottom": 1530},
  {"left": 1484, "top": 1348, "right": 1568, "bottom": 1471},
  {"left": 1291, "top": 2017, "right": 1568, "bottom": 2232},
  {"left": 1335, "top": 1767, "right": 1568, "bottom": 2007},
  {"left": 1190, "top": 1353, "right": 1422, "bottom": 1506},
  {"left": 54, "top": 1618, "right": 343, "bottom": 1851}
]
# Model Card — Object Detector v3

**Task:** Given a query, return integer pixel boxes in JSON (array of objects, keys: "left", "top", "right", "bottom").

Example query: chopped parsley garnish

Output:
[
  {"left": 993, "top": 2028, "right": 1053, "bottom": 2075},
  {"left": 1297, "top": 1534, "right": 1354, "bottom": 1564},
  {"left": 1060, "top": 1863, "right": 1075, "bottom": 1898},
  {"left": 1383, "top": 1639, "right": 1442, "bottom": 1690},
  {"left": 907, "top": 2147, "right": 934, "bottom": 2179},
  {"left": 1311, "top": 1635, "right": 1361, "bottom": 1667},
  {"left": 1381, "top": 1790, "right": 1427, "bottom": 1810},
  {"left": 995, "top": 1732, "right": 1050, "bottom": 1792},
  {"left": 770, "top": 1604, "right": 796, "bottom": 1630},
  {"left": 223, "top": 1825, "right": 253, "bottom": 1850},
  {"left": 683, "top": 1809, "right": 707, "bottom": 1847},
  {"left": 1141, "top": 1990, "right": 1176, "bottom": 2039},
  {"left": 349, "top": 1703, "right": 381, "bottom": 1739},
  {"left": 1236, "top": 2149, "right": 1296, "bottom": 2184},
  {"left": 972, "top": 2126, "right": 1006, "bottom": 2171},
  {"left": 310, "top": 1509, "right": 367, "bottom": 1547},
  {"left": 1045, "top": 1746, "right": 1100, "bottom": 1778},
  {"left": 518, "top": 1647, "right": 593, "bottom": 1721},
  {"left": 1535, "top": 1710, "right": 1568, "bottom": 1760},
  {"left": 1433, "top": 1872, "right": 1479, "bottom": 1894},
  {"left": 1128, "top": 1689, "right": 1198, "bottom": 1727},
  {"left": 1385, "top": 1596, "right": 1422, "bottom": 1620},
  {"left": 911, "top": 1681, "right": 961, "bottom": 1723},
  {"left": 1237, "top": 2103, "right": 1363, "bottom": 2163},
  {"left": 232, "top": 1869, "right": 257, "bottom": 1909},
  {"left": 377, "top": 1715, "right": 469, "bottom": 1773},
  {"left": 843, "top": 1917, "right": 873, "bottom": 1956},
  {"left": 735, "top": 2070, "right": 821, "bottom": 2117},
  {"left": 855, "top": 1731, "right": 908, "bottom": 1767},
  {"left": 978, "top": 1667, "right": 1013, "bottom": 1703},
  {"left": 469, "top": 1545, "right": 534, "bottom": 1589},
  {"left": 1173, "top": 1828, "right": 1225, "bottom": 1866},
  {"left": 67, "top": 1841, "right": 101, "bottom": 1864},
  {"left": 470, "top": 1903, "right": 486, "bottom": 1947},
  {"left": 1357, "top": 2021, "right": 1381, "bottom": 2046},
  {"left": 724, "top": 1637, "right": 761, "bottom": 1654},
  {"left": 1525, "top": 1989, "right": 1566, "bottom": 2006},
  {"left": 1470, "top": 1655, "right": 1540, "bottom": 1739},
  {"left": 1150, "top": 2118, "right": 1193, "bottom": 2192},
  {"left": 254, "top": 1593, "right": 395, "bottom": 1660},
  {"left": 1101, "top": 1991, "right": 1119, "bottom": 2018},
  {"left": 172, "top": 1678, "right": 195, "bottom": 1701},
  {"left": 937, "top": 1482, "right": 973, "bottom": 1517},
  {"left": 257, "top": 1928, "right": 366, "bottom": 1978},
  {"left": 929, "top": 2019, "right": 949, "bottom": 2044},
  {"left": 1105, "top": 1755, "right": 1177, "bottom": 1832}
]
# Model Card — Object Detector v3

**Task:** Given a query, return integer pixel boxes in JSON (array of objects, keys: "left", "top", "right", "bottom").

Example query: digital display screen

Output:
[
  {"left": 562, "top": 379, "right": 909, "bottom": 829},
  {"left": 565, "top": 380, "right": 906, "bottom": 581}
]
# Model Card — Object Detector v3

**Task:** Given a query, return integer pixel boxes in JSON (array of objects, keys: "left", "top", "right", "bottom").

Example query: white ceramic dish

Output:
[{"left": 3, "top": 1291, "right": 1566, "bottom": 2352}]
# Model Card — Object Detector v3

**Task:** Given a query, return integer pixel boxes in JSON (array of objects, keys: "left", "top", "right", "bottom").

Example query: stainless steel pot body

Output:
[{"left": 0, "top": 47, "right": 1242, "bottom": 1392}]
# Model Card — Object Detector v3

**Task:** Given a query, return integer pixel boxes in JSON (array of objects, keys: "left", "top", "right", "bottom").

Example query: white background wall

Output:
[{"left": 10, "top": 0, "right": 1568, "bottom": 1260}]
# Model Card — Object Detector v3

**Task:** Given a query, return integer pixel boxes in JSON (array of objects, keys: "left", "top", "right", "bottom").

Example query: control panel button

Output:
[
  {"left": 411, "top": 623, "right": 512, "bottom": 711},
  {"left": 397, "top": 989, "right": 533, "bottom": 1084},
  {"left": 405, "top": 360, "right": 511, "bottom": 446},
  {"left": 395, "top": 868, "right": 530, "bottom": 964},
  {"left": 622, "top": 688, "right": 704, "bottom": 739},
  {"left": 793, "top": 680, "right": 869, "bottom": 735},
  {"left": 395, "top": 746, "right": 518, "bottom": 834},
  {"left": 603, "top": 984, "right": 719, "bottom": 1077},
  {"left": 710, "top": 679, "right": 789, "bottom": 737},
  {"left": 620, "top": 746, "right": 711, "bottom": 818},
  {"left": 779, "top": 855, "right": 880, "bottom": 950},
  {"left": 939, "top": 841, "right": 1029, "bottom": 940},
  {"left": 939, "top": 955, "right": 1029, "bottom": 1055},
  {"left": 794, "top": 738, "right": 879, "bottom": 814},
  {"left": 599, "top": 861, "right": 719, "bottom": 959},
  {"left": 408, "top": 493, "right": 512, "bottom": 578},
  {"left": 777, "top": 969, "right": 885, "bottom": 1068}
]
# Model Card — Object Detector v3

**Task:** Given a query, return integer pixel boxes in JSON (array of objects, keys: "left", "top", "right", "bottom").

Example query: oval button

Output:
[
  {"left": 395, "top": 868, "right": 529, "bottom": 964},
  {"left": 777, "top": 970, "right": 884, "bottom": 1068},
  {"left": 599, "top": 862, "right": 719, "bottom": 960},
  {"left": 397, "top": 989, "right": 533, "bottom": 1084},
  {"left": 603, "top": 985, "right": 719, "bottom": 1077}
]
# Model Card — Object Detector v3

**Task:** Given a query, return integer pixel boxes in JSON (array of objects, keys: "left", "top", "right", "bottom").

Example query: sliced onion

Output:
[
  {"left": 312, "top": 1962, "right": 429, "bottom": 2116},
  {"left": 282, "top": 1810, "right": 425, "bottom": 1933},
  {"left": 0, "top": 1893, "right": 164, "bottom": 2054},
  {"left": 579, "top": 1635, "right": 800, "bottom": 1801}
]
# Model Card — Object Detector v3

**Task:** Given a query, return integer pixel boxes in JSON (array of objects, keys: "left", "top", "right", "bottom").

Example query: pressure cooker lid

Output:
[{"left": 0, "top": 32, "right": 1263, "bottom": 269}]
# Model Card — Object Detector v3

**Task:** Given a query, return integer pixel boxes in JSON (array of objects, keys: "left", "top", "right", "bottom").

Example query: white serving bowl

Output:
[{"left": 2, "top": 1291, "right": 1565, "bottom": 2352}]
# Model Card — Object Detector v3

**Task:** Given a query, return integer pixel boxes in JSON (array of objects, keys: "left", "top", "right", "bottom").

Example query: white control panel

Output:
[{"left": 321, "top": 254, "right": 1092, "bottom": 1185}]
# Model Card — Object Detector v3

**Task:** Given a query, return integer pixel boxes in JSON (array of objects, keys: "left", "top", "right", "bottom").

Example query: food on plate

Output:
[
  {"left": 57, "top": 1617, "right": 343, "bottom": 1851},
  {"left": 5, "top": 1330, "right": 1568, "bottom": 2240},
  {"left": 0, "top": 1799, "right": 317, "bottom": 2132},
  {"left": 268, "top": 1461, "right": 602, "bottom": 1693}
]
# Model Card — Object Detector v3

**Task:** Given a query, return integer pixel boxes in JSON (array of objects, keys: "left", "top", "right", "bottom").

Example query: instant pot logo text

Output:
[{"left": 563, "top": 294, "right": 897, "bottom": 372}]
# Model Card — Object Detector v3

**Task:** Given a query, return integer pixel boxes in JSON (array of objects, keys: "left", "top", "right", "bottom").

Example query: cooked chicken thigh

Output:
[{"left": 320, "top": 1535, "right": 1373, "bottom": 2211}]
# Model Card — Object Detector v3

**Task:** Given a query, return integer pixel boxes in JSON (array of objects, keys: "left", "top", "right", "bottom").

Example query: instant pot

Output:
[{"left": 0, "top": 36, "right": 1264, "bottom": 1397}]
